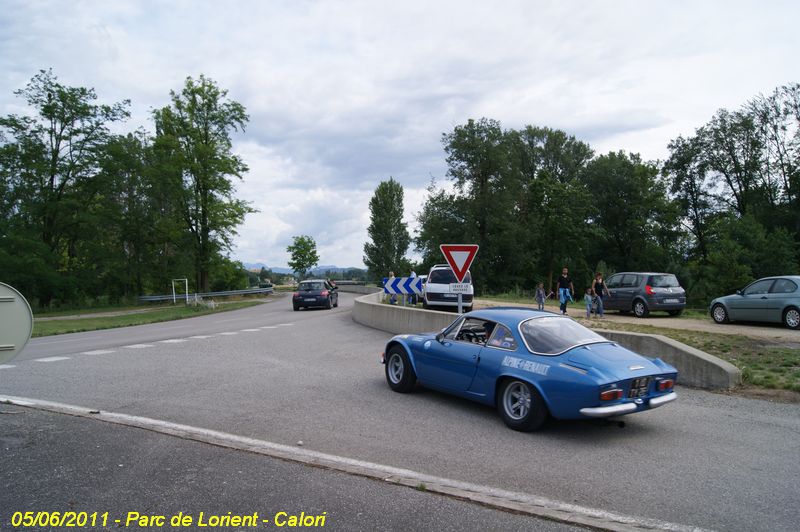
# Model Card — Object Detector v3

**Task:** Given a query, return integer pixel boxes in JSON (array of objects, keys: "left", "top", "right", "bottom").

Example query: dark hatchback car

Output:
[
  {"left": 604, "top": 272, "right": 686, "bottom": 318},
  {"left": 292, "top": 279, "right": 338, "bottom": 311}
]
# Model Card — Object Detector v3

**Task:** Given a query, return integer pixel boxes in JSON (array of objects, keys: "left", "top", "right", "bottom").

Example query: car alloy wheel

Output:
[
  {"left": 497, "top": 379, "right": 547, "bottom": 431},
  {"left": 712, "top": 304, "right": 729, "bottom": 324},
  {"left": 503, "top": 381, "right": 531, "bottom": 420},
  {"left": 784, "top": 308, "right": 800, "bottom": 330},
  {"left": 633, "top": 300, "right": 649, "bottom": 318},
  {"left": 385, "top": 346, "right": 416, "bottom": 393}
]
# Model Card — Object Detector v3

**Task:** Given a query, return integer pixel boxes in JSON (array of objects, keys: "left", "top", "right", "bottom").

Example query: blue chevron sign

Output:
[{"left": 382, "top": 277, "right": 423, "bottom": 295}]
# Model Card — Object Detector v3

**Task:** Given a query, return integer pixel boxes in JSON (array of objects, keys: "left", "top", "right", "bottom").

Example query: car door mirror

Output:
[
  {"left": 736, "top": 290, "right": 742, "bottom": 295},
  {"left": 435, "top": 332, "right": 444, "bottom": 343}
]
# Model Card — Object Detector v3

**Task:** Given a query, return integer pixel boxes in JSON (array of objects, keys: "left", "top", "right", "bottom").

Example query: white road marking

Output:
[
  {"left": 240, "top": 328, "right": 260, "bottom": 332},
  {"left": 275, "top": 323, "right": 294, "bottom": 327},
  {"left": 34, "top": 356, "right": 71, "bottom": 363},
  {"left": 0, "top": 364, "right": 16, "bottom": 369},
  {"left": 0, "top": 395, "right": 712, "bottom": 532},
  {"left": 159, "top": 339, "right": 187, "bottom": 343},
  {"left": 123, "top": 344, "right": 154, "bottom": 349},
  {"left": 218, "top": 332, "right": 238, "bottom": 336},
  {"left": 214, "top": 318, "right": 242, "bottom": 324},
  {"left": 81, "top": 349, "right": 116, "bottom": 355},
  {"left": 259, "top": 326, "right": 277, "bottom": 329},
  {"left": 189, "top": 335, "right": 213, "bottom": 339}
]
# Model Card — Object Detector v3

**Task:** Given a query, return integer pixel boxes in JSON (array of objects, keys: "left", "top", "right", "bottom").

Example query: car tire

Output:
[
  {"left": 633, "top": 299, "right": 649, "bottom": 318},
  {"left": 293, "top": 305, "right": 300, "bottom": 311},
  {"left": 668, "top": 309, "right": 683, "bottom": 316},
  {"left": 497, "top": 379, "right": 547, "bottom": 432},
  {"left": 711, "top": 304, "right": 729, "bottom": 324},
  {"left": 325, "top": 297, "right": 332, "bottom": 309},
  {"left": 783, "top": 307, "right": 800, "bottom": 330},
  {"left": 385, "top": 346, "right": 416, "bottom": 393}
]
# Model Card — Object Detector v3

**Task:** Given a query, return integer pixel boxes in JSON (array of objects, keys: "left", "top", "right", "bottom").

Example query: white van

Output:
[{"left": 422, "top": 264, "right": 473, "bottom": 310}]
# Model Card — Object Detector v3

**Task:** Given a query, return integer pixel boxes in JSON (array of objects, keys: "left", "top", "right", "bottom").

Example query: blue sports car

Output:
[{"left": 382, "top": 308, "right": 677, "bottom": 431}]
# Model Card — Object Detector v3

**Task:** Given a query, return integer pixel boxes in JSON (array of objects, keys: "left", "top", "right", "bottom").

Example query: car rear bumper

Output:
[
  {"left": 645, "top": 297, "right": 686, "bottom": 311},
  {"left": 579, "top": 392, "right": 677, "bottom": 418},
  {"left": 294, "top": 296, "right": 328, "bottom": 307}
]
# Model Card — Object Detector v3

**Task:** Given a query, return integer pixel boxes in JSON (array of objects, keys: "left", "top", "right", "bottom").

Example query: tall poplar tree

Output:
[{"left": 363, "top": 178, "right": 410, "bottom": 279}]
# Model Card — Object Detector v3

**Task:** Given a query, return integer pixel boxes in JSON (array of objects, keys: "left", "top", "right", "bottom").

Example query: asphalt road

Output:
[
  {"left": 1, "top": 408, "right": 576, "bottom": 531},
  {"left": 2, "top": 292, "right": 799, "bottom": 531}
]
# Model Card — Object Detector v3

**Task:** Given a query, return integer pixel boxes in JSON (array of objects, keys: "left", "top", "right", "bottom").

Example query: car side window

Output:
[
  {"left": 454, "top": 318, "right": 494, "bottom": 345},
  {"left": 486, "top": 324, "right": 518, "bottom": 350},
  {"left": 606, "top": 275, "right": 621, "bottom": 289},
  {"left": 621, "top": 274, "right": 638, "bottom": 288},
  {"left": 443, "top": 317, "right": 464, "bottom": 340},
  {"left": 770, "top": 279, "right": 797, "bottom": 294},
  {"left": 743, "top": 279, "right": 774, "bottom": 295}
]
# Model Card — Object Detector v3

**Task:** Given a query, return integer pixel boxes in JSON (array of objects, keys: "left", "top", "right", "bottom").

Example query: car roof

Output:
[
  {"left": 464, "top": 307, "right": 560, "bottom": 326},
  {"left": 754, "top": 275, "right": 800, "bottom": 281}
]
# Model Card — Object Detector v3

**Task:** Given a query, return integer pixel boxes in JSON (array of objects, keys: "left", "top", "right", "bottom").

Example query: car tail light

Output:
[
  {"left": 657, "top": 379, "right": 674, "bottom": 392},
  {"left": 600, "top": 388, "right": 623, "bottom": 401},
  {"left": 645, "top": 285, "right": 655, "bottom": 295},
  {"left": 293, "top": 292, "right": 299, "bottom": 298},
  {"left": 320, "top": 290, "right": 329, "bottom": 296}
]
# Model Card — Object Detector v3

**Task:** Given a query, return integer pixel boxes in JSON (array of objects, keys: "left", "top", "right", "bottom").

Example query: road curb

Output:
[
  {"left": 351, "top": 292, "right": 741, "bottom": 389},
  {"left": 1, "top": 395, "right": 711, "bottom": 532}
]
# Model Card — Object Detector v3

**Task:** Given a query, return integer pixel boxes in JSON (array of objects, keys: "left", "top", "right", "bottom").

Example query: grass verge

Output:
[
  {"left": 32, "top": 301, "right": 264, "bottom": 337},
  {"left": 573, "top": 317, "right": 800, "bottom": 394}
]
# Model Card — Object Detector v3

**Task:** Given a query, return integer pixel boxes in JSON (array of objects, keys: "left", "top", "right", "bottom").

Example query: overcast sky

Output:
[{"left": 2, "top": 1, "right": 798, "bottom": 269}]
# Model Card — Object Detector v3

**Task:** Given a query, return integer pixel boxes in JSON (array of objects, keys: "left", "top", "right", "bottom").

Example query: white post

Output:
[
  {"left": 458, "top": 293, "right": 463, "bottom": 314},
  {"left": 172, "top": 283, "right": 176, "bottom": 304}
]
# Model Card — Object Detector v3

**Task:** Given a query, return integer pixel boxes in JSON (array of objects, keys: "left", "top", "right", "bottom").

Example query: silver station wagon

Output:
[{"left": 709, "top": 276, "right": 800, "bottom": 330}]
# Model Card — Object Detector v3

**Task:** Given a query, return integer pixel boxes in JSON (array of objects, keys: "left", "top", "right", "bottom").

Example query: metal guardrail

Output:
[{"left": 138, "top": 287, "right": 274, "bottom": 303}]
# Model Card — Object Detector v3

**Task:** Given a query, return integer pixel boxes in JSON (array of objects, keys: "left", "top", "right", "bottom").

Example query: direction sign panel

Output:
[
  {"left": 439, "top": 244, "right": 479, "bottom": 283},
  {"left": 382, "top": 277, "right": 424, "bottom": 295}
]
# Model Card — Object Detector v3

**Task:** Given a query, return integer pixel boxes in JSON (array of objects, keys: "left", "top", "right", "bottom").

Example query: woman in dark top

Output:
[
  {"left": 591, "top": 272, "right": 609, "bottom": 318},
  {"left": 556, "top": 267, "right": 574, "bottom": 315}
]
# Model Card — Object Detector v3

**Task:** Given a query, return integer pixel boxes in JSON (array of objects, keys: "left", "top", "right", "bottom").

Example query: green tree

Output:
[
  {"left": 152, "top": 75, "right": 255, "bottom": 292},
  {"left": 0, "top": 69, "right": 129, "bottom": 306},
  {"left": 363, "top": 177, "right": 411, "bottom": 279},
  {"left": 287, "top": 235, "right": 319, "bottom": 279},
  {"left": 580, "top": 151, "right": 681, "bottom": 272}
]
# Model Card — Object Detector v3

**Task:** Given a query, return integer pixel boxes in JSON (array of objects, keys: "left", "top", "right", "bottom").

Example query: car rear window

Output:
[
  {"left": 299, "top": 282, "right": 324, "bottom": 291},
  {"left": 648, "top": 274, "right": 680, "bottom": 288},
  {"left": 519, "top": 317, "right": 606, "bottom": 355},
  {"left": 428, "top": 269, "right": 472, "bottom": 284}
]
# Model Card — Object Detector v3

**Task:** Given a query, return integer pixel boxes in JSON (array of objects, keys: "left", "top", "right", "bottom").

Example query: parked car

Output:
[
  {"left": 604, "top": 272, "right": 686, "bottom": 318},
  {"left": 709, "top": 276, "right": 800, "bottom": 330},
  {"left": 422, "top": 265, "right": 473, "bottom": 310},
  {"left": 382, "top": 307, "right": 677, "bottom": 431},
  {"left": 292, "top": 279, "right": 338, "bottom": 311}
]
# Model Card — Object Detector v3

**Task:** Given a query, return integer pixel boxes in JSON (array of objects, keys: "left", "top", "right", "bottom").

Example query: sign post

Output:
[{"left": 439, "top": 244, "right": 479, "bottom": 314}]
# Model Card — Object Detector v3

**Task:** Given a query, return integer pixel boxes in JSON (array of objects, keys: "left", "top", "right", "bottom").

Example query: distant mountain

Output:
[{"left": 241, "top": 262, "right": 365, "bottom": 276}]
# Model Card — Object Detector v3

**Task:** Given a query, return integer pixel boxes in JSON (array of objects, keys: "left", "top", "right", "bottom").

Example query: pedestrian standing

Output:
[
  {"left": 556, "top": 267, "right": 574, "bottom": 315},
  {"left": 584, "top": 288, "right": 593, "bottom": 318},
  {"left": 535, "top": 282, "right": 546, "bottom": 311},
  {"left": 408, "top": 269, "right": 417, "bottom": 305},
  {"left": 591, "top": 272, "right": 609, "bottom": 318}
]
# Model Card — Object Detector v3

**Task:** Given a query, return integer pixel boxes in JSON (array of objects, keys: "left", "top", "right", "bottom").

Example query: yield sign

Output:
[{"left": 439, "top": 244, "right": 479, "bottom": 283}]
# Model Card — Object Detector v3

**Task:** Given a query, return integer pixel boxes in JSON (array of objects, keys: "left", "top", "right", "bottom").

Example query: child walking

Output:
[
  {"left": 535, "top": 282, "right": 546, "bottom": 311},
  {"left": 584, "top": 288, "right": 594, "bottom": 318}
]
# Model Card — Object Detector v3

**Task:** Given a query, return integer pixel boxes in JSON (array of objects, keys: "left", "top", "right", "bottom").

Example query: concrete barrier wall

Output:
[
  {"left": 352, "top": 292, "right": 456, "bottom": 334},
  {"left": 352, "top": 292, "right": 741, "bottom": 389},
  {"left": 337, "top": 285, "right": 382, "bottom": 295}
]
